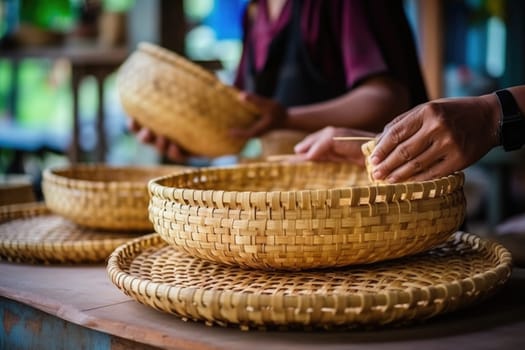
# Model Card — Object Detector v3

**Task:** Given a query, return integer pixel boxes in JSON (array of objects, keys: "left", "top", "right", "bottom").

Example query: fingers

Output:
[
  {"left": 370, "top": 106, "right": 428, "bottom": 180},
  {"left": 131, "top": 123, "right": 188, "bottom": 162},
  {"left": 166, "top": 143, "right": 187, "bottom": 163},
  {"left": 126, "top": 117, "right": 190, "bottom": 162},
  {"left": 303, "top": 134, "right": 332, "bottom": 160},
  {"left": 371, "top": 108, "right": 424, "bottom": 166},
  {"left": 407, "top": 156, "right": 458, "bottom": 182},
  {"left": 230, "top": 114, "right": 273, "bottom": 139},
  {"left": 375, "top": 140, "right": 443, "bottom": 182},
  {"left": 293, "top": 127, "right": 368, "bottom": 165},
  {"left": 373, "top": 131, "right": 468, "bottom": 182},
  {"left": 155, "top": 135, "right": 168, "bottom": 154},
  {"left": 371, "top": 128, "right": 435, "bottom": 181},
  {"left": 136, "top": 127, "right": 155, "bottom": 143},
  {"left": 293, "top": 128, "right": 334, "bottom": 160},
  {"left": 232, "top": 92, "right": 287, "bottom": 138},
  {"left": 128, "top": 118, "right": 141, "bottom": 132},
  {"left": 230, "top": 93, "right": 260, "bottom": 137},
  {"left": 294, "top": 133, "right": 319, "bottom": 154}
]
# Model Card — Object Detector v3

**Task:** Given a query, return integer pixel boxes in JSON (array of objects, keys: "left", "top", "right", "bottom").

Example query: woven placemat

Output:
[
  {"left": 107, "top": 231, "right": 512, "bottom": 329},
  {"left": 0, "top": 202, "right": 144, "bottom": 264}
]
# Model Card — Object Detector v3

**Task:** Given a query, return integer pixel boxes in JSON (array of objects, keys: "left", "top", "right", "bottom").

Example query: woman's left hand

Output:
[
  {"left": 294, "top": 126, "right": 377, "bottom": 165},
  {"left": 229, "top": 92, "right": 288, "bottom": 139}
]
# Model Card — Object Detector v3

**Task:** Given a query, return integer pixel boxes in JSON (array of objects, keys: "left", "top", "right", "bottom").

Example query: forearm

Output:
[{"left": 284, "top": 76, "right": 410, "bottom": 133}]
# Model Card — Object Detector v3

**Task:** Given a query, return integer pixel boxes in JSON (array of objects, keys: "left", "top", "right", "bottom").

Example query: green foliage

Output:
[{"left": 20, "top": 0, "right": 75, "bottom": 31}]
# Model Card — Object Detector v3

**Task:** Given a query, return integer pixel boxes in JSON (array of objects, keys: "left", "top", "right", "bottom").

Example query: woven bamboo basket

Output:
[
  {"left": 0, "top": 202, "right": 140, "bottom": 263},
  {"left": 116, "top": 42, "right": 260, "bottom": 157},
  {"left": 149, "top": 162, "right": 466, "bottom": 270},
  {"left": 106, "top": 232, "right": 512, "bottom": 329},
  {"left": 42, "top": 164, "right": 190, "bottom": 231}
]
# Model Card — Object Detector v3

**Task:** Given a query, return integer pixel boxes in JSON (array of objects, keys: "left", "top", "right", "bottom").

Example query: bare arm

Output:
[
  {"left": 231, "top": 75, "right": 410, "bottom": 139},
  {"left": 285, "top": 75, "right": 410, "bottom": 133}
]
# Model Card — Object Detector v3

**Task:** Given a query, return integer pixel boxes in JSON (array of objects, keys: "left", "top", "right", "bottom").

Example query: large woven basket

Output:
[
  {"left": 107, "top": 232, "right": 512, "bottom": 329},
  {"left": 42, "top": 164, "right": 190, "bottom": 231},
  {"left": 149, "top": 162, "right": 466, "bottom": 270},
  {"left": 116, "top": 42, "right": 260, "bottom": 157}
]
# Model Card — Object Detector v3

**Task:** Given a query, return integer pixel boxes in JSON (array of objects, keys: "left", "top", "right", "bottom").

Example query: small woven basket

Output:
[
  {"left": 42, "top": 164, "right": 190, "bottom": 231},
  {"left": 149, "top": 162, "right": 466, "bottom": 270},
  {"left": 116, "top": 42, "right": 260, "bottom": 157}
]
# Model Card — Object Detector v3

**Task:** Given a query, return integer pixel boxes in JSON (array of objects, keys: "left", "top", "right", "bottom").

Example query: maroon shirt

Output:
[{"left": 235, "top": 0, "right": 427, "bottom": 107}]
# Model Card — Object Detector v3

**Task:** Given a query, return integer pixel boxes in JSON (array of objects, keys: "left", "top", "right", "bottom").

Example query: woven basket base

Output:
[
  {"left": 107, "top": 231, "right": 512, "bottom": 330},
  {"left": 0, "top": 203, "right": 145, "bottom": 264}
]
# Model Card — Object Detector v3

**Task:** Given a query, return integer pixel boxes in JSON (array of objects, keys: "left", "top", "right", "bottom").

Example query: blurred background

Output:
[{"left": 0, "top": 0, "right": 524, "bottom": 233}]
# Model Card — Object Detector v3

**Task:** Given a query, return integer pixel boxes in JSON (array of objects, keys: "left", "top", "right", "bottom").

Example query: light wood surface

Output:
[{"left": 1, "top": 261, "right": 525, "bottom": 349}]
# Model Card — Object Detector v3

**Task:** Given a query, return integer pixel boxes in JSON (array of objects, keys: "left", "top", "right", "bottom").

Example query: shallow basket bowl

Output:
[
  {"left": 116, "top": 42, "right": 260, "bottom": 157},
  {"left": 42, "top": 164, "right": 190, "bottom": 231},
  {"left": 148, "top": 162, "right": 466, "bottom": 270}
]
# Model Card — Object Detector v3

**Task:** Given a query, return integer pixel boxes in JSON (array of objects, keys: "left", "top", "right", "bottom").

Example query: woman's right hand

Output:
[
  {"left": 229, "top": 92, "right": 288, "bottom": 139},
  {"left": 128, "top": 119, "right": 189, "bottom": 163},
  {"left": 370, "top": 94, "right": 501, "bottom": 182}
]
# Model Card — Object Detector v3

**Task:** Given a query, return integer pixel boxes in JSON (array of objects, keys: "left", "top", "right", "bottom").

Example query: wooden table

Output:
[{"left": 1, "top": 262, "right": 524, "bottom": 349}]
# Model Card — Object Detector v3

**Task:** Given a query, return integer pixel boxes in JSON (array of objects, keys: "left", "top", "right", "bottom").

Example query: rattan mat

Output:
[
  {"left": 0, "top": 203, "right": 144, "bottom": 264},
  {"left": 107, "top": 232, "right": 512, "bottom": 329}
]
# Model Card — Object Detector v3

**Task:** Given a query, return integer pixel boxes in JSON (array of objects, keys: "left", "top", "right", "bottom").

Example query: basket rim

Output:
[
  {"left": 137, "top": 42, "right": 260, "bottom": 115},
  {"left": 148, "top": 162, "right": 465, "bottom": 204},
  {"left": 43, "top": 163, "right": 190, "bottom": 190}
]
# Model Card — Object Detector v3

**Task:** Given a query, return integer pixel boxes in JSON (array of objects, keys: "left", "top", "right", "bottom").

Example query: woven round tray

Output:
[
  {"left": 149, "top": 162, "right": 466, "bottom": 270},
  {"left": 0, "top": 202, "right": 142, "bottom": 264},
  {"left": 117, "top": 42, "right": 260, "bottom": 157},
  {"left": 107, "top": 231, "right": 512, "bottom": 329},
  {"left": 42, "top": 164, "right": 190, "bottom": 231}
]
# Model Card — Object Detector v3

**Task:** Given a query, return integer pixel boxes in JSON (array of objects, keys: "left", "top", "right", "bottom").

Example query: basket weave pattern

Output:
[
  {"left": 42, "top": 164, "right": 187, "bottom": 231},
  {"left": 117, "top": 42, "right": 259, "bottom": 157},
  {"left": 361, "top": 139, "right": 382, "bottom": 183},
  {"left": 107, "top": 232, "right": 512, "bottom": 329},
  {"left": 149, "top": 162, "right": 466, "bottom": 270},
  {"left": 0, "top": 203, "right": 139, "bottom": 263}
]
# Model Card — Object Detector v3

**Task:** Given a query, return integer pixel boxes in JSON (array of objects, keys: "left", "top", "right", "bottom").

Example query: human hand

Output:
[
  {"left": 128, "top": 119, "right": 189, "bottom": 163},
  {"left": 294, "top": 126, "right": 377, "bottom": 166},
  {"left": 370, "top": 95, "right": 500, "bottom": 182},
  {"left": 229, "top": 92, "right": 288, "bottom": 139}
]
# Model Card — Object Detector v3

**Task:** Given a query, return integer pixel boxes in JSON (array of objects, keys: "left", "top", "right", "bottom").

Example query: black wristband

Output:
[{"left": 495, "top": 89, "right": 525, "bottom": 151}]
